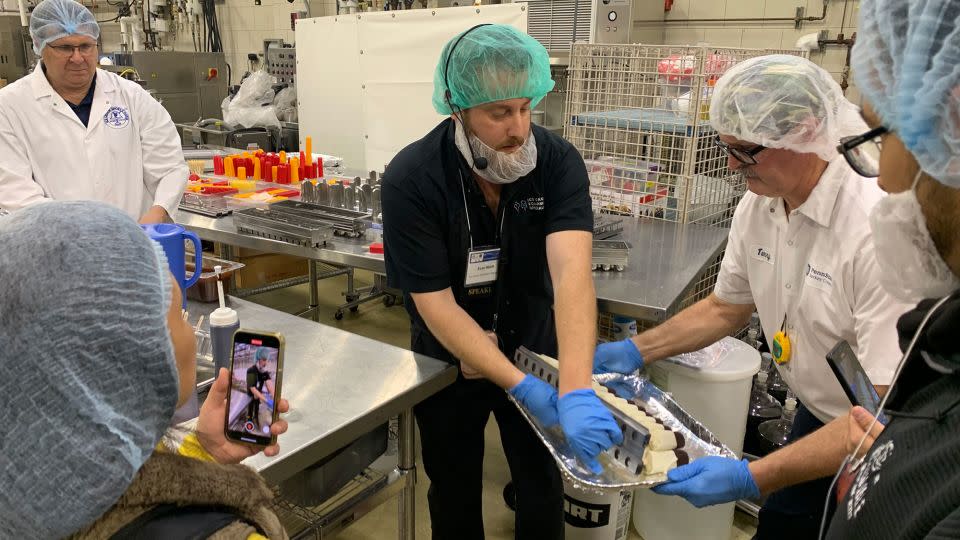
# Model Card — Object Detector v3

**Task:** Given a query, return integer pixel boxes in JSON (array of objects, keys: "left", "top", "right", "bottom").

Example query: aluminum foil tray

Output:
[
  {"left": 234, "top": 206, "right": 335, "bottom": 247},
  {"left": 269, "top": 200, "right": 371, "bottom": 238},
  {"left": 592, "top": 240, "right": 630, "bottom": 271},
  {"left": 511, "top": 347, "right": 736, "bottom": 493}
]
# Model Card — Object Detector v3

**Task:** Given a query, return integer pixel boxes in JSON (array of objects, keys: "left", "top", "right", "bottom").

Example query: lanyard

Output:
[{"left": 458, "top": 169, "right": 509, "bottom": 332}]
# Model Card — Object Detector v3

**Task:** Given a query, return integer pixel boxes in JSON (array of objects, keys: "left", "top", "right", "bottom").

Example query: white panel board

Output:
[
  {"left": 296, "top": 4, "right": 528, "bottom": 172},
  {"left": 295, "top": 16, "right": 365, "bottom": 170}
]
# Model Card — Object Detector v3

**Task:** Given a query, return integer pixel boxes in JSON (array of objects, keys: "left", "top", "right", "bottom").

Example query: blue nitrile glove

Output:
[
  {"left": 651, "top": 456, "right": 760, "bottom": 508},
  {"left": 509, "top": 374, "right": 559, "bottom": 428},
  {"left": 593, "top": 338, "right": 644, "bottom": 374},
  {"left": 557, "top": 389, "right": 624, "bottom": 474}
]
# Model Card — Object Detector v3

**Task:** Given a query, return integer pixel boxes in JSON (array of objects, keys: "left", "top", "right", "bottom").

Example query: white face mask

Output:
[
  {"left": 454, "top": 118, "right": 537, "bottom": 184},
  {"left": 869, "top": 170, "right": 960, "bottom": 302}
]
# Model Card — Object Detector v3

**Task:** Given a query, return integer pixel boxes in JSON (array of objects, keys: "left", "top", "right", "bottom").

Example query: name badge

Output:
[{"left": 464, "top": 247, "right": 500, "bottom": 287}]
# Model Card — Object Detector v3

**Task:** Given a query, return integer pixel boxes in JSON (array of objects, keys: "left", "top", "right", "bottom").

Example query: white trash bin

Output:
[{"left": 633, "top": 337, "right": 760, "bottom": 540}]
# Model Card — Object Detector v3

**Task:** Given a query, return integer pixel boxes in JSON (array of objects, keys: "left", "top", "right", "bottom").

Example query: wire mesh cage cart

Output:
[{"left": 566, "top": 43, "right": 807, "bottom": 335}]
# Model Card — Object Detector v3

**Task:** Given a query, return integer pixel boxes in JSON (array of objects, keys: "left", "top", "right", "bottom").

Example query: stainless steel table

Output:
[
  {"left": 180, "top": 212, "right": 730, "bottom": 324},
  {"left": 593, "top": 219, "right": 730, "bottom": 322},
  {"left": 187, "top": 297, "right": 457, "bottom": 539}
]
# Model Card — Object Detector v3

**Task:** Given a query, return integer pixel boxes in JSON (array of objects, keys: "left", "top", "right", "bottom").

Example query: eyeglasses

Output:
[
  {"left": 714, "top": 136, "right": 766, "bottom": 165},
  {"left": 47, "top": 43, "right": 97, "bottom": 58},
  {"left": 837, "top": 126, "right": 887, "bottom": 178}
]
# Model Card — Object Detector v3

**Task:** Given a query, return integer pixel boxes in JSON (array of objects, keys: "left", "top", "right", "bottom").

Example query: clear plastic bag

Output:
[
  {"left": 222, "top": 70, "right": 280, "bottom": 129},
  {"left": 274, "top": 85, "right": 298, "bottom": 123}
]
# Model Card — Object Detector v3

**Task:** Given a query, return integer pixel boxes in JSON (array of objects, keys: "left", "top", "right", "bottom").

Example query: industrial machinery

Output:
[
  {"left": 0, "top": 15, "right": 34, "bottom": 85},
  {"left": 264, "top": 39, "right": 296, "bottom": 87},
  {"left": 102, "top": 51, "right": 229, "bottom": 123},
  {"left": 513, "top": 0, "right": 641, "bottom": 57}
]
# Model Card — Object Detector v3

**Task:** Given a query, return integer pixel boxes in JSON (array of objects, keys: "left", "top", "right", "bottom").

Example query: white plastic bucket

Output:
[
  {"left": 564, "top": 481, "right": 633, "bottom": 540},
  {"left": 633, "top": 337, "right": 760, "bottom": 540}
]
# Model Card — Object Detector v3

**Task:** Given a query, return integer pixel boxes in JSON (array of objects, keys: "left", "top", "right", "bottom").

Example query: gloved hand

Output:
[
  {"left": 593, "top": 338, "right": 644, "bottom": 374},
  {"left": 557, "top": 389, "right": 624, "bottom": 474},
  {"left": 651, "top": 456, "right": 760, "bottom": 508},
  {"left": 509, "top": 374, "right": 559, "bottom": 427}
]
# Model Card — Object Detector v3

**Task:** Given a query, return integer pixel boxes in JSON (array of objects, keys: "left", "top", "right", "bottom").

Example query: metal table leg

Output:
[
  {"left": 398, "top": 408, "right": 416, "bottom": 540},
  {"left": 308, "top": 260, "right": 320, "bottom": 322}
]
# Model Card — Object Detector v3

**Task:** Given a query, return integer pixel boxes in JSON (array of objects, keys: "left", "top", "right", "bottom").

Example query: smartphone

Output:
[
  {"left": 224, "top": 329, "right": 285, "bottom": 447},
  {"left": 825, "top": 340, "right": 887, "bottom": 423}
]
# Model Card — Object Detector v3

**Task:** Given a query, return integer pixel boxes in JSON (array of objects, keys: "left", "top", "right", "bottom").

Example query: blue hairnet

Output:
[
  {"left": 0, "top": 201, "right": 178, "bottom": 538},
  {"left": 30, "top": 0, "right": 100, "bottom": 55},
  {"left": 853, "top": 1, "right": 960, "bottom": 187},
  {"left": 256, "top": 347, "right": 270, "bottom": 360},
  {"left": 432, "top": 24, "right": 555, "bottom": 115},
  {"left": 710, "top": 54, "right": 867, "bottom": 161}
]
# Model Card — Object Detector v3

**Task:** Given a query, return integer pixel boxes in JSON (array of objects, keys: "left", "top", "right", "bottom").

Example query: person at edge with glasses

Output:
[
  {"left": 593, "top": 54, "right": 914, "bottom": 539},
  {"left": 822, "top": 1, "right": 960, "bottom": 538},
  {"left": 0, "top": 0, "right": 187, "bottom": 223}
]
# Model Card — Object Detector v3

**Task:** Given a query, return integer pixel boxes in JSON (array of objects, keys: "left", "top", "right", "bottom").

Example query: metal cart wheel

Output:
[{"left": 334, "top": 310, "right": 344, "bottom": 321}]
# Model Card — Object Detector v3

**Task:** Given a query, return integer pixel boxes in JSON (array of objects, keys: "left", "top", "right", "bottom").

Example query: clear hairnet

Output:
[
  {"left": 853, "top": 1, "right": 960, "bottom": 187},
  {"left": 0, "top": 202, "right": 178, "bottom": 538},
  {"left": 29, "top": 0, "right": 100, "bottom": 55},
  {"left": 432, "top": 24, "right": 555, "bottom": 115},
  {"left": 710, "top": 54, "right": 867, "bottom": 161}
]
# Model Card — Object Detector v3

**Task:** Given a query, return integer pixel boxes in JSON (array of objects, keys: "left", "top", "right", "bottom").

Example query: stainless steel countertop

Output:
[
  {"left": 594, "top": 219, "right": 730, "bottom": 322},
  {"left": 179, "top": 212, "right": 387, "bottom": 273},
  {"left": 180, "top": 213, "right": 729, "bottom": 323},
  {"left": 187, "top": 297, "right": 457, "bottom": 485}
]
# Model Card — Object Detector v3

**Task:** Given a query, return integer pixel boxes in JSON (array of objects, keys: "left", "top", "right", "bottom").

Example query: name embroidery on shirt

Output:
[
  {"left": 514, "top": 197, "right": 544, "bottom": 213},
  {"left": 846, "top": 440, "right": 895, "bottom": 521},
  {"left": 751, "top": 245, "right": 773, "bottom": 265},
  {"left": 805, "top": 263, "right": 834, "bottom": 291},
  {"left": 103, "top": 106, "right": 131, "bottom": 129}
]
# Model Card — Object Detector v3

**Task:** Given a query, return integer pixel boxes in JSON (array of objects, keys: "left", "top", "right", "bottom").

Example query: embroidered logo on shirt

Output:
[
  {"left": 103, "top": 106, "right": 130, "bottom": 129},
  {"left": 751, "top": 245, "right": 773, "bottom": 265},
  {"left": 805, "top": 263, "right": 834, "bottom": 291},
  {"left": 846, "top": 440, "right": 895, "bottom": 521},
  {"left": 514, "top": 197, "right": 544, "bottom": 213}
]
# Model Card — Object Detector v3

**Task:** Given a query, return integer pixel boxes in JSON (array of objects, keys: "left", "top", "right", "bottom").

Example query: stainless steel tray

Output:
[
  {"left": 234, "top": 206, "right": 336, "bottom": 247},
  {"left": 511, "top": 346, "right": 736, "bottom": 493},
  {"left": 270, "top": 200, "right": 371, "bottom": 238},
  {"left": 592, "top": 239, "right": 630, "bottom": 271}
]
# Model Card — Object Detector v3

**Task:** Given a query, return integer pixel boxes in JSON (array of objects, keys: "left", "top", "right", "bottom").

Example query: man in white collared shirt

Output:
[
  {"left": 0, "top": 0, "right": 187, "bottom": 223},
  {"left": 592, "top": 55, "right": 913, "bottom": 538}
]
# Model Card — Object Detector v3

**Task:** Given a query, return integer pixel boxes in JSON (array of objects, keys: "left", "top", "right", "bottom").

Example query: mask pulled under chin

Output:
[
  {"left": 869, "top": 171, "right": 960, "bottom": 303},
  {"left": 454, "top": 119, "right": 537, "bottom": 185}
]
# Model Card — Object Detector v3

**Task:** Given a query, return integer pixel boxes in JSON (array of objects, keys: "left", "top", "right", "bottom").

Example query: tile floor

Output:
[{"left": 247, "top": 269, "right": 758, "bottom": 540}]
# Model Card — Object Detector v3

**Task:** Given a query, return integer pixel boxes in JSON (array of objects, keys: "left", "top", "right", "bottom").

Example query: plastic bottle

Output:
[
  {"left": 208, "top": 266, "right": 239, "bottom": 375},
  {"left": 743, "top": 371, "right": 783, "bottom": 456},
  {"left": 758, "top": 396, "right": 797, "bottom": 454}
]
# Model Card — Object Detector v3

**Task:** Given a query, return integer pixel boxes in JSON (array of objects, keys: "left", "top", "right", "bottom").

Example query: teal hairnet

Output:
[
  {"left": 710, "top": 54, "right": 867, "bottom": 161},
  {"left": 256, "top": 347, "right": 270, "bottom": 360},
  {"left": 29, "top": 0, "right": 100, "bottom": 55},
  {"left": 853, "top": 1, "right": 960, "bottom": 187},
  {"left": 432, "top": 24, "right": 555, "bottom": 114}
]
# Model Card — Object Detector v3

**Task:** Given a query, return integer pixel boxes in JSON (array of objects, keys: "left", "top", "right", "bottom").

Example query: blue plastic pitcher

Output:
[{"left": 141, "top": 223, "right": 202, "bottom": 307}]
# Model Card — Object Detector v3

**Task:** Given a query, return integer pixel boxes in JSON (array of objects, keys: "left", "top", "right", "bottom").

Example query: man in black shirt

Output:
[
  {"left": 246, "top": 349, "right": 273, "bottom": 428},
  {"left": 383, "top": 24, "right": 622, "bottom": 539},
  {"left": 825, "top": 1, "right": 960, "bottom": 537}
]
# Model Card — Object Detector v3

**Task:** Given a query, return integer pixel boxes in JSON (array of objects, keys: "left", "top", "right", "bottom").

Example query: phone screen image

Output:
[
  {"left": 826, "top": 340, "right": 888, "bottom": 424},
  {"left": 226, "top": 332, "right": 282, "bottom": 446}
]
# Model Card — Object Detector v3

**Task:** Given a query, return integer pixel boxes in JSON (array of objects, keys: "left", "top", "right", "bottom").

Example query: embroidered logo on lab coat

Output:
[
  {"left": 805, "top": 263, "right": 834, "bottom": 291},
  {"left": 103, "top": 106, "right": 130, "bottom": 129}
]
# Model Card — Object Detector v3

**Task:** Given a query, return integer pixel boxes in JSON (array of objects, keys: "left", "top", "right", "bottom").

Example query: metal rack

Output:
[{"left": 566, "top": 43, "right": 805, "bottom": 331}]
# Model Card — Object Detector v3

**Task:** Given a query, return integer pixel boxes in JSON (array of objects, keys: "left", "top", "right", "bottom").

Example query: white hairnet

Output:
[
  {"left": 709, "top": 54, "right": 867, "bottom": 161},
  {"left": 853, "top": 1, "right": 960, "bottom": 187},
  {"left": 29, "top": 0, "right": 100, "bottom": 55}
]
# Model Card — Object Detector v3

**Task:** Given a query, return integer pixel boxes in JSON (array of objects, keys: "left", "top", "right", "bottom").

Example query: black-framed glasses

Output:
[
  {"left": 837, "top": 126, "right": 887, "bottom": 178},
  {"left": 47, "top": 43, "right": 97, "bottom": 58},
  {"left": 714, "top": 136, "right": 766, "bottom": 165}
]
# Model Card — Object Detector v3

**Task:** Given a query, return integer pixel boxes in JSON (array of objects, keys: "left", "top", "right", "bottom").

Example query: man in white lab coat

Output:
[
  {"left": 0, "top": 0, "right": 187, "bottom": 222},
  {"left": 593, "top": 55, "right": 915, "bottom": 539}
]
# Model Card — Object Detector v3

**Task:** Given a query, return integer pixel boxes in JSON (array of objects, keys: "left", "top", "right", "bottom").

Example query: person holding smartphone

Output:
[
  {"left": 822, "top": 2, "right": 960, "bottom": 537},
  {"left": 0, "top": 201, "right": 291, "bottom": 538}
]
